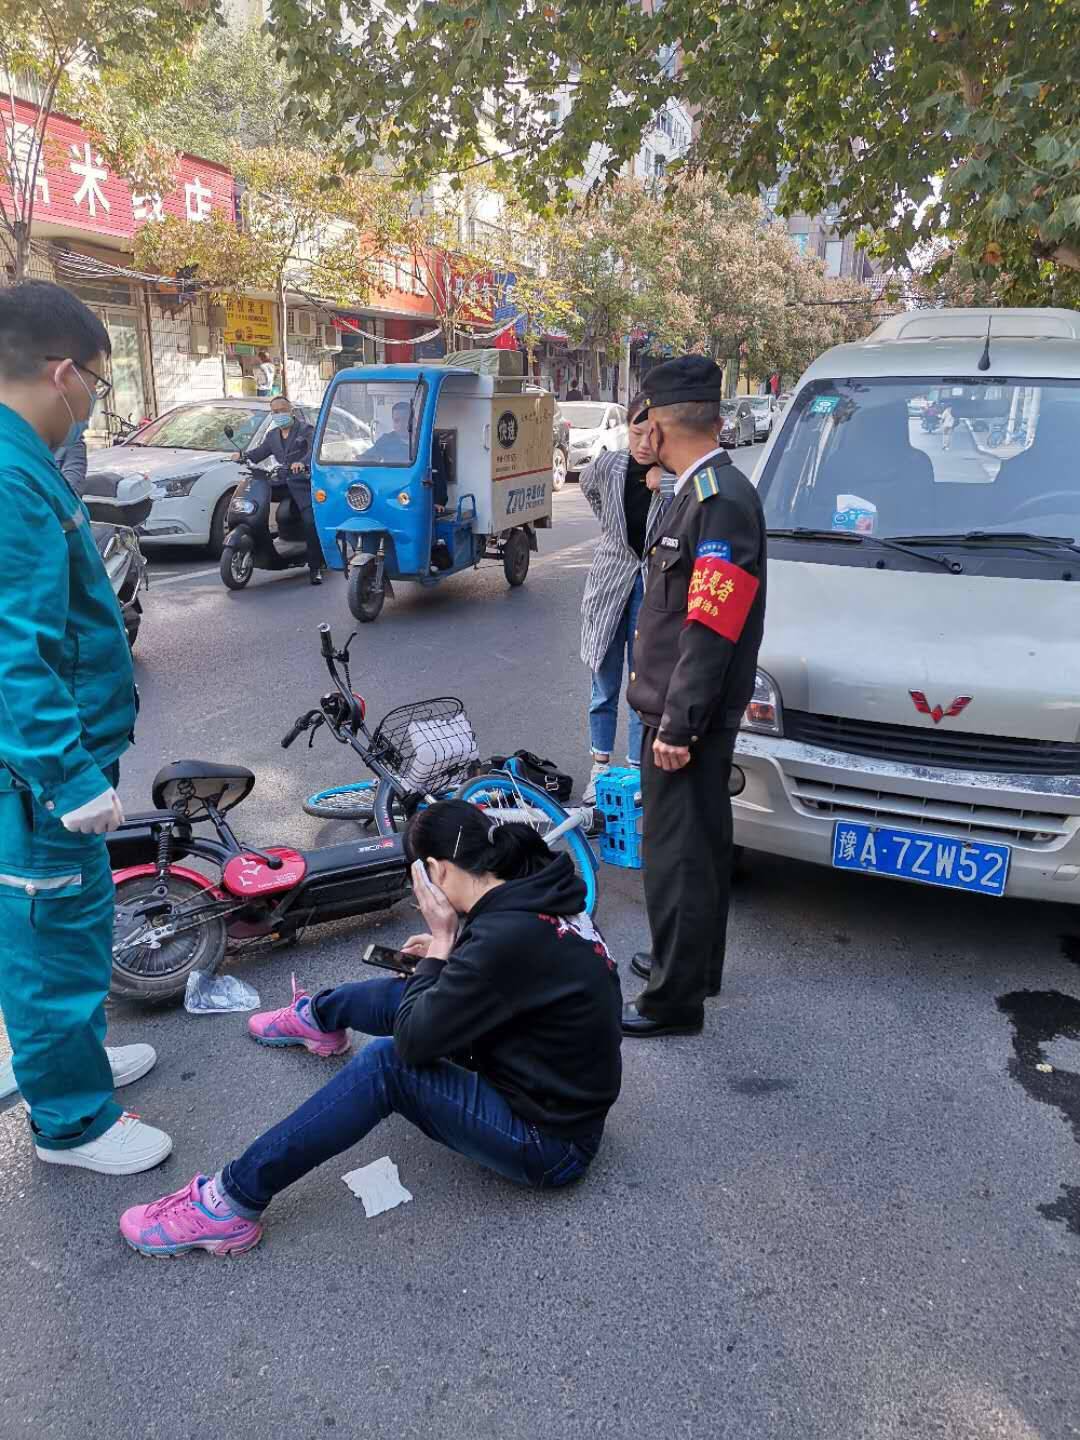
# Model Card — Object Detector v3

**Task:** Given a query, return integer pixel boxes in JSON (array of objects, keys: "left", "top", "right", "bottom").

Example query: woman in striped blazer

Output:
[{"left": 579, "top": 398, "right": 673, "bottom": 801}]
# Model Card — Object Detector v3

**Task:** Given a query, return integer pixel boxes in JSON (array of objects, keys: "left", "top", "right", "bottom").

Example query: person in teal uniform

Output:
[{"left": 0, "top": 282, "right": 171, "bottom": 1175}]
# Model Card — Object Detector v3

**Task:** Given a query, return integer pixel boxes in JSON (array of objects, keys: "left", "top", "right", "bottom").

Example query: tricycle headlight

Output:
[
  {"left": 346, "top": 482, "right": 373, "bottom": 512},
  {"left": 742, "top": 669, "right": 783, "bottom": 735}
]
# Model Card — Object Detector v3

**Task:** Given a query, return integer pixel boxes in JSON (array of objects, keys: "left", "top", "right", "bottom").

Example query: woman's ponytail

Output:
[{"left": 404, "top": 798, "right": 553, "bottom": 881}]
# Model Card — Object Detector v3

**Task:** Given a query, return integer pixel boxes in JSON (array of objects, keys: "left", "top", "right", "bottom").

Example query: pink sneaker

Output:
[
  {"left": 120, "top": 1176, "right": 262, "bottom": 1257},
  {"left": 248, "top": 975, "right": 349, "bottom": 1057}
]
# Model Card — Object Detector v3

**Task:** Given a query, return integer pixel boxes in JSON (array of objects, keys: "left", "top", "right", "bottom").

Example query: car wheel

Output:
[
  {"left": 208, "top": 489, "right": 235, "bottom": 557},
  {"left": 551, "top": 446, "right": 568, "bottom": 492}
]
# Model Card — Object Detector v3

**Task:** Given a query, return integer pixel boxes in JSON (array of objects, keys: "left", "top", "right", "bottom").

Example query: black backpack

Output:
[{"left": 486, "top": 750, "right": 574, "bottom": 803}]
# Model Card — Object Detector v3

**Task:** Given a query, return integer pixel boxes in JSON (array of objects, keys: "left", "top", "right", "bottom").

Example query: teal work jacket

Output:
[{"left": 0, "top": 404, "right": 135, "bottom": 817}]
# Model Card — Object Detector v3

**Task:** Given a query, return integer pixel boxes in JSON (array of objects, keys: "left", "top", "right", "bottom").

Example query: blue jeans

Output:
[
  {"left": 221, "top": 978, "right": 601, "bottom": 1215},
  {"left": 589, "top": 574, "right": 644, "bottom": 765}
]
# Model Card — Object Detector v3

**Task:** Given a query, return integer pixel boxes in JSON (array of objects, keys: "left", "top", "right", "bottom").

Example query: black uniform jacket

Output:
[
  {"left": 245, "top": 420, "right": 315, "bottom": 511},
  {"left": 627, "top": 450, "right": 766, "bottom": 746}
]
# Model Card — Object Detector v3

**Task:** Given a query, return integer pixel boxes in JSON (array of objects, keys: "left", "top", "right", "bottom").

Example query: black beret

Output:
[{"left": 635, "top": 356, "right": 725, "bottom": 418}]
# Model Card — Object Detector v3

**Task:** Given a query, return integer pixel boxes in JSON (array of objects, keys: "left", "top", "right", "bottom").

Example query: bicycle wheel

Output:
[
  {"left": 303, "top": 780, "right": 380, "bottom": 822},
  {"left": 452, "top": 772, "right": 599, "bottom": 917}
]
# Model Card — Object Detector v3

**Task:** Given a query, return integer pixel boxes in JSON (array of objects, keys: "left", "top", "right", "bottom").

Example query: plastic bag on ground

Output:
[{"left": 184, "top": 970, "right": 260, "bottom": 1014}]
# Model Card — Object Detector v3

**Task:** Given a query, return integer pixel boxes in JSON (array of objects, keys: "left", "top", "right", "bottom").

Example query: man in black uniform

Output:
[{"left": 623, "top": 357, "right": 767, "bottom": 1037}]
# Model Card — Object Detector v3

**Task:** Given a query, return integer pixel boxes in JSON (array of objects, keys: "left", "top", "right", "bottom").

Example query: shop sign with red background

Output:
[{"left": 1, "top": 97, "right": 233, "bottom": 242}]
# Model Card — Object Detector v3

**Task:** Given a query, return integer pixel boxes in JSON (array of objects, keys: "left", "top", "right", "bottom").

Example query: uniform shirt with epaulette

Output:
[{"left": 627, "top": 450, "right": 766, "bottom": 745}]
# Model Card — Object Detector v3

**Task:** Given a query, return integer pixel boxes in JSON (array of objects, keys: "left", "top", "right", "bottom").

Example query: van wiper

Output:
[
  {"left": 891, "top": 530, "right": 1080, "bottom": 558},
  {"left": 767, "top": 527, "right": 960, "bottom": 572}
]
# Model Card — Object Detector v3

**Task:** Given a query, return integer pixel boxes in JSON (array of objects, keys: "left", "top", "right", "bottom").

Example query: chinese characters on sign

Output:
[
  {"left": 224, "top": 297, "right": 274, "bottom": 347},
  {"left": 0, "top": 98, "right": 233, "bottom": 242}
]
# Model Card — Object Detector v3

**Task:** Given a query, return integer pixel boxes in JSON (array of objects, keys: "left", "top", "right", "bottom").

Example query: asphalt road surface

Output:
[{"left": 3, "top": 442, "right": 1080, "bottom": 1440}]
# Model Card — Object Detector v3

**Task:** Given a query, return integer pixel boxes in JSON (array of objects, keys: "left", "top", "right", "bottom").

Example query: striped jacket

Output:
[{"left": 579, "top": 449, "right": 672, "bottom": 671}]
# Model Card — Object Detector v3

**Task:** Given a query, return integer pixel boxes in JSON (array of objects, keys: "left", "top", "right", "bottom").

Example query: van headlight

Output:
[{"left": 742, "top": 669, "right": 783, "bottom": 735}]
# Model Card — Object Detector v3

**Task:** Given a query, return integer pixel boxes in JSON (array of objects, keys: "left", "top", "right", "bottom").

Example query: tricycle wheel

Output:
[
  {"left": 503, "top": 527, "right": 530, "bottom": 587},
  {"left": 221, "top": 534, "right": 254, "bottom": 590},
  {"left": 348, "top": 558, "right": 385, "bottom": 622},
  {"left": 111, "top": 872, "right": 227, "bottom": 1003}
]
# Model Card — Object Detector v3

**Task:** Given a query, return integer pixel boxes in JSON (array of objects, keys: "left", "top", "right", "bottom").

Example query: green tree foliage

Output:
[
  {"left": 264, "top": 0, "right": 1080, "bottom": 303},
  {"left": 151, "top": 21, "right": 292, "bottom": 165},
  {"left": 0, "top": 0, "right": 221, "bottom": 278}
]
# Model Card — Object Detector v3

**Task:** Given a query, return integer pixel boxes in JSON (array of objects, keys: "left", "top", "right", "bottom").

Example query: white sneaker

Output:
[
  {"left": 107, "top": 1043, "right": 157, "bottom": 1089},
  {"left": 35, "top": 1112, "right": 173, "bottom": 1175},
  {"left": 583, "top": 759, "right": 610, "bottom": 805}
]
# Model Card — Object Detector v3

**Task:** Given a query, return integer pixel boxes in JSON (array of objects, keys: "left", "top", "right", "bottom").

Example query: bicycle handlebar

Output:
[
  {"left": 281, "top": 710, "right": 319, "bottom": 748},
  {"left": 318, "top": 623, "right": 334, "bottom": 659}
]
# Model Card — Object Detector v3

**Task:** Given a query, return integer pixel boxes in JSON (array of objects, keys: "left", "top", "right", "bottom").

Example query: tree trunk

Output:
[
  {"left": 725, "top": 353, "right": 740, "bottom": 398},
  {"left": 585, "top": 347, "right": 602, "bottom": 399},
  {"left": 10, "top": 220, "right": 29, "bottom": 282},
  {"left": 278, "top": 278, "right": 289, "bottom": 399}
]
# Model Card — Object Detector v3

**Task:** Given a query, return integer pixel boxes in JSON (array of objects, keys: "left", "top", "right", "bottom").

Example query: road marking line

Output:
[{"left": 152, "top": 565, "right": 221, "bottom": 587}]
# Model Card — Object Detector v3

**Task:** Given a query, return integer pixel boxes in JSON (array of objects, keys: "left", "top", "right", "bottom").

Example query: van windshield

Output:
[
  {"left": 317, "top": 380, "right": 427, "bottom": 466},
  {"left": 759, "top": 378, "right": 1080, "bottom": 544}
]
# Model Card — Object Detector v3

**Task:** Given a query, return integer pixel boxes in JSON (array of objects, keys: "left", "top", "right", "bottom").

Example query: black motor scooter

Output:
[
  {"left": 77, "top": 468, "right": 151, "bottom": 649},
  {"left": 219, "top": 453, "right": 311, "bottom": 590}
]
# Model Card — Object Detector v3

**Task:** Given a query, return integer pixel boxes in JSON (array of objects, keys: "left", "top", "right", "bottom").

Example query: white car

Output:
[
  {"left": 562, "top": 402, "right": 629, "bottom": 477},
  {"left": 748, "top": 393, "right": 778, "bottom": 439},
  {"left": 735, "top": 306, "right": 1080, "bottom": 906},
  {"left": 84, "top": 399, "right": 369, "bottom": 554}
]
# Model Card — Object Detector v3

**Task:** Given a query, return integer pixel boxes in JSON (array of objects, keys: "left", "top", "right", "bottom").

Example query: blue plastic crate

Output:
[{"left": 595, "top": 768, "right": 643, "bottom": 869}]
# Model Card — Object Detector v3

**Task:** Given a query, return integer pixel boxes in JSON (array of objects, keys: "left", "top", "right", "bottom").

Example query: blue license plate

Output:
[{"left": 831, "top": 822, "right": 1010, "bottom": 897}]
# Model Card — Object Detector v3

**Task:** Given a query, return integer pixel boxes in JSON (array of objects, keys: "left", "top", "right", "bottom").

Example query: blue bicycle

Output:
[{"left": 299, "top": 629, "right": 599, "bottom": 916}]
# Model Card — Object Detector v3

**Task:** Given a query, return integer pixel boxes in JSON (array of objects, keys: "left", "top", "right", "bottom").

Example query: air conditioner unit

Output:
[
  {"left": 292, "top": 309, "right": 316, "bottom": 339},
  {"left": 318, "top": 323, "right": 343, "bottom": 353}
]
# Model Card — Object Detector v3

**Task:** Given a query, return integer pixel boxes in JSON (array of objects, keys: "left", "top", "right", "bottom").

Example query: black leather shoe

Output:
[
  {"left": 630, "top": 951, "right": 653, "bottom": 981},
  {"left": 621, "top": 1001, "right": 703, "bottom": 1038},
  {"left": 309, "top": 570, "right": 323, "bottom": 586}
]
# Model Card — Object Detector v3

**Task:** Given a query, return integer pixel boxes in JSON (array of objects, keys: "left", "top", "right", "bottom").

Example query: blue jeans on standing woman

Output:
[
  {"left": 589, "top": 573, "right": 644, "bottom": 766},
  {"left": 221, "top": 978, "right": 601, "bottom": 1216}
]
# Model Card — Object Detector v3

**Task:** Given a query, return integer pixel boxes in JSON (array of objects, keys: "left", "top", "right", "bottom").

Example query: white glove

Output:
[{"left": 61, "top": 787, "right": 125, "bottom": 835}]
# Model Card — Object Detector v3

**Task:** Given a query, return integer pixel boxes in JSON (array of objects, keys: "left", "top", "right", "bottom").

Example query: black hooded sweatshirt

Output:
[{"left": 393, "top": 854, "right": 622, "bottom": 1139}]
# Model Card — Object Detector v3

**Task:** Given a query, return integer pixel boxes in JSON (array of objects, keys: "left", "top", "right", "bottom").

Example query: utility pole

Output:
[{"left": 619, "top": 332, "right": 631, "bottom": 406}]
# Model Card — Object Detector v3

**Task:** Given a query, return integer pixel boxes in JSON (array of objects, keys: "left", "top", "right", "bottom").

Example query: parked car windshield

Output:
[
  {"left": 719, "top": 402, "right": 739, "bottom": 416},
  {"left": 757, "top": 377, "right": 1080, "bottom": 543},
  {"left": 317, "top": 380, "right": 426, "bottom": 466},
  {"left": 749, "top": 396, "right": 772, "bottom": 411},
  {"left": 560, "top": 403, "right": 608, "bottom": 429},
  {"left": 131, "top": 404, "right": 264, "bottom": 452}
]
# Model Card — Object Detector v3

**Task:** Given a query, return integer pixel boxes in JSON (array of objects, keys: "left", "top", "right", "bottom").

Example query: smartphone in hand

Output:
[{"left": 363, "top": 943, "right": 417, "bottom": 978}]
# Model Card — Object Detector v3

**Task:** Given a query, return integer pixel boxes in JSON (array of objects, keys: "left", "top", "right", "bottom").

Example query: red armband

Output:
[{"left": 685, "top": 555, "right": 759, "bottom": 641}]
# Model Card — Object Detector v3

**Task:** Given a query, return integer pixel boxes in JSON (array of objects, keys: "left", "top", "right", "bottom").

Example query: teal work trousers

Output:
[{"left": 0, "top": 771, "right": 121, "bottom": 1149}]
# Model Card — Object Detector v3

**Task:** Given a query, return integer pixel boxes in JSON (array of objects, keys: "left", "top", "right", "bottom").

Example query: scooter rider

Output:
[{"left": 234, "top": 397, "right": 322, "bottom": 584}]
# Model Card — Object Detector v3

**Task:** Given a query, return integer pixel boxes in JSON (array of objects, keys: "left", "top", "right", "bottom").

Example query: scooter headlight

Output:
[
  {"left": 346, "top": 482, "right": 374, "bottom": 512},
  {"left": 232, "top": 498, "right": 257, "bottom": 516}
]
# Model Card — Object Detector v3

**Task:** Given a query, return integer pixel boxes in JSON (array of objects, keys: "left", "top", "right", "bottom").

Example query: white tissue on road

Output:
[
  {"left": 342, "top": 1156, "right": 413, "bottom": 1217},
  {"left": 0, "top": 1058, "right": 16, "bottom": 1101}
]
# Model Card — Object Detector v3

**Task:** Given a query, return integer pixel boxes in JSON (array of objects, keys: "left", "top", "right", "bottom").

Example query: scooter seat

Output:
[{"left": 152, "top": 760, "right": 255, "bottom": 817}]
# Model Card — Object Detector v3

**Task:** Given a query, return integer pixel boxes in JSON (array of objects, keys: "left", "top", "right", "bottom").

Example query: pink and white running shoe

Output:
[
  {"left": 120, "top": 1176, "right": 262, "bottom": 1257},
  {"left": 247, "top": 975, "right": 349, "bottom": 1057}
]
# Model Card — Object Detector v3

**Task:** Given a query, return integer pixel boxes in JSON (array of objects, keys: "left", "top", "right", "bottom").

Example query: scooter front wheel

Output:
[
  {"left": 221, "top": 534, "right": 255, "bottom": 590},
  {"left": 111, "top": 872, "right": 228, "bottom": 1003},
  {"left": 348, "top": 559, "right": 385, "bottom": 622}
]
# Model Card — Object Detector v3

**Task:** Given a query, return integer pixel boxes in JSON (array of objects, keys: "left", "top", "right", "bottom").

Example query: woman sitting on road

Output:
[
  {"left": 119, "top": 800, "right": 623, "bottom": 1257},
  {"left": 579, "top": 397, "right": 674, "bottom": 802}
]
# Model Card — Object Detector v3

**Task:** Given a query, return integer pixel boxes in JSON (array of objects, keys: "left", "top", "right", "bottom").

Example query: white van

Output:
[{"left": 733, "top": 308, "right": 1080, "bottom": 905}]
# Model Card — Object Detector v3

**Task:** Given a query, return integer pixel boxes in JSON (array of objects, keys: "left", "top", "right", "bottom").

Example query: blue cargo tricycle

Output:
[{"left": 310, "top": 349, "right": 555, "bottom": 622}]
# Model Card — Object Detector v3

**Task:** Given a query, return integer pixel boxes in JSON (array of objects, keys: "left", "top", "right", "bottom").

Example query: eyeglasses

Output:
[{"left": 45, "top": 356, "right": 113, "bottom": 401}]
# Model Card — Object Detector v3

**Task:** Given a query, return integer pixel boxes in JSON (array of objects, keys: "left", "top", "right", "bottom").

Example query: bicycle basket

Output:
[{"left": 371, "top": 698, "right": 478, "bottom": 796}]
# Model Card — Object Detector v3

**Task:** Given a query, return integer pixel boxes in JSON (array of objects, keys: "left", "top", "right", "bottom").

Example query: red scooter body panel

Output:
[{"left": 222, "top": 847, "right": 308, "bottom": 897}]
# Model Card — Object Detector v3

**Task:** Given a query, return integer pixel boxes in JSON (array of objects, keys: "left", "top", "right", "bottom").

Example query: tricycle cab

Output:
[{"left": 310, "top": 350, "right": 554, "bottom": 616}]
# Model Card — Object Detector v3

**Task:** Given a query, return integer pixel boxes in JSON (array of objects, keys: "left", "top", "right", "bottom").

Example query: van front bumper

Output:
[{"left": 733, "top": 731, "right": 1080, "bottom": 903}]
